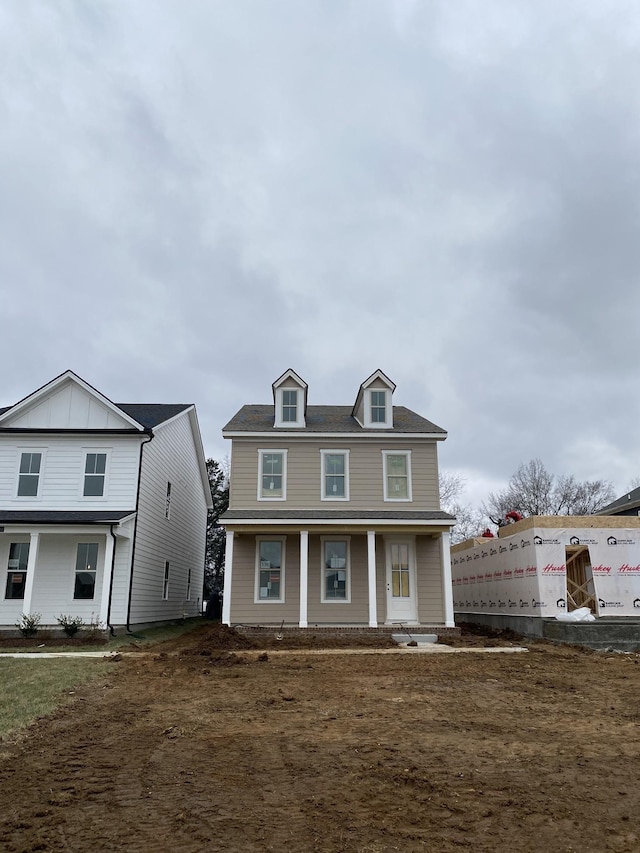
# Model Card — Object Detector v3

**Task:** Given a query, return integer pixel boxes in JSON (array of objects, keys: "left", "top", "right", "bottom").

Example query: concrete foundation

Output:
[{"left": 456, "top": 612, "right": 640, "bottom": 651}]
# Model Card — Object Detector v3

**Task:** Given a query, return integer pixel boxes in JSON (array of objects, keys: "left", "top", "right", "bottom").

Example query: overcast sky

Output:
[{"left": 2, "top": 0, "right": 640, "bottom": 510}]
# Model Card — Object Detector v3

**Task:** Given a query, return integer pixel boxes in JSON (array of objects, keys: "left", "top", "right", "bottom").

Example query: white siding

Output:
[
  {"left": 128, "top": 413, "right": 208, "bottom": 626},
  {"left": 0, "top": 435, "right": 141, "bottom": 509},
  {"left": 3, "top": 380, "right": 135, "bottom": 429}
]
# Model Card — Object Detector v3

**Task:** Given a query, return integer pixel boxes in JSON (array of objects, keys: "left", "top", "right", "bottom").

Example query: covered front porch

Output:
[
  {"left": 222, "top": 516, "right": 455, "bottom": 628},
  {"left": 0, "top": 512, "right": 134, "bottom": 629}
]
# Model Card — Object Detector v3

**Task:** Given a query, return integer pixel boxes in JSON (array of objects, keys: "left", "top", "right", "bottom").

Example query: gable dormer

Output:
[
  {"left": 352, "top": 370, "right": 396, "bottom": 429},
  {"left": 272, "top": 369, "right": 308, "bottom": 428},
  {"left": 0, "top": 370, "right": 145, "bottom": 431}
]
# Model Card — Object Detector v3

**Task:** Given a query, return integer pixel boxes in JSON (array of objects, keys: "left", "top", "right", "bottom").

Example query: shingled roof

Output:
[{"left": 223, "top": 405, "right": 446, "bottom": 434}]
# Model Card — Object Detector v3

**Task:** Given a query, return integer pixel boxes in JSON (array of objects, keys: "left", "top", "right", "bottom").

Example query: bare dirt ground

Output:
[{"left": 1, "top": 624, "right": 639, "bottom": 853}]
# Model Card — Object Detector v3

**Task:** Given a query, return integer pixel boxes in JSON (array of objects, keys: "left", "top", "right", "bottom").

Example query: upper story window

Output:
[
  {"left": 165, "top": 482, "right": 172, "bottom": 518},
  {"left": 321, "top": 450, "right": 350, "bottom": 501},
  {"left": 17, "top": 452, "right": 42, "bottom": 497},
  {"left": 258, "top": 450, "right": 287, "bottom": 500},
  {"left": 83, "top": 453, "right": 107, "bottom": 497},
  {"left": 383, "top": 451, "right": 412, "bottom": 501},
  {"left": 281, "top": 389, "right": 298, "bottom": 423},
  {"left": 370, "top": 391, "right": 387, "bottom": 424}
]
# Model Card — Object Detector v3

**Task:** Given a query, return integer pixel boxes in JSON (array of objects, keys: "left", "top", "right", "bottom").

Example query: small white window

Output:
[
  {"left": 383, "top": 451, "right": 412, "bottom": 501},
  {"left": 5, "top": 542, "right": 29, "bottom": 600},
  {"left": 255, "top": 538, "right": 286, "bottom": 602},
  {"left": 163, "top": 561, "right": 170, "bottom": 600},
  {"left": 165, "top": 482, "right": 172, "bottom": 518},
  {"left": 17, "top": 452, "right": 42, "bottom": 497},
  {"left": 258, "top": 450, "right": 287, "bottom": 500},
  {"left": 83, "top": 453, "right": 107, "bottom": 497},
  {"left": 281, "top": 389, "right": 298, "bottom": 423},
  {"left": 186, "top": 567, "right": 192, "bottom": 601},
  {"left": 370, "top": 390, "right": 387, "bottom": 423},
  {"left": 321, "top": 538, "right": 351, "bottom": 603},
  {"left": 321, "top": 450, "right": 350, "bottom": 501}
]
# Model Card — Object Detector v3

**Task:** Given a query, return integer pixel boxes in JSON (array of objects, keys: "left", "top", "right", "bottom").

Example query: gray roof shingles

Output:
[
  {"left": 221, "top": 509, "right": 455, "bottom": 522},
  {"left": 222, "top": 405, "right": 446, "bottom": 434}
]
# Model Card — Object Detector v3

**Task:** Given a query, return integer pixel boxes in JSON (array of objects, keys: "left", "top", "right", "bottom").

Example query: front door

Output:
[{"left": 385, "top": 538, "right": 418, "bottom": 623}]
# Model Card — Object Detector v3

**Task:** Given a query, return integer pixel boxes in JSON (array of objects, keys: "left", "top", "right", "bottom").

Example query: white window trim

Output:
[
  {"left": 80, "top": 449, "right": 111, "bottom": 501},
  {"left": 163, "top": 561, "right": 170, "bottom": 601},
  {"left": 257, "top": 449, "right": 288, "bottom": 501},
  {"left": 382, "top": 450, "right": 413, "bottom": 502},
  {"left": 274, "top": 387, "right": 305, "bottom": 428},
  {"left": 364, "top": 388, "right": 392, "bottom": 429},
  {"left": 73, "top": 542, "right": 99, "bottom": 601},
  {"left": 254, "top": 536, "right": 287, "bottom": 604},
  {"left": 320, "top": 449, "right": 350, "bottom": 502},
  {"left": 320, "top": 536, "right": 351, "bottom": 604},
  {"left": 15, "top": 449, "right": 46, "bottom": 500}
]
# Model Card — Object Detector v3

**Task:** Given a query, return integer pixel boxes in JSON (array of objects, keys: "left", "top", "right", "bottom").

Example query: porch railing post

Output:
[
  {"left": 440, "top": 531, "right": 455, "bottom": 627},
  {"left": 367, "top": 530, "right": 378, "bottom": 627},
  {"left": 222, "top": 531, "right": 234, "bottom": 626},
  {"left": 299, "top": 530, "right": 309, "bottom": 628},
  {"left": 23, "top": 532, "right": 40, "bottom": 617}
]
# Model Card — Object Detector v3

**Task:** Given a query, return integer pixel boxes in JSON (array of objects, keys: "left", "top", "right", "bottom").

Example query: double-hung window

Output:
[
  {"left": 163, "top": 561, "right": 170, "bottom": 600},
  {"left": 256, "top": 538, "right": 285, "bottom": 602},
  {"left": 17, "top": 452, "right": 42, "bottom": 497},
  {"left": 258, "top": 450, "right": 287, "bottom": 500},
  {"left": 370, "top": 391, "right": 387, "bottom": 424},
  {"left": 281, "top": 389, "right": 298, "bottom": 423},
  {"left": 321, "top": 450, "right": 349, "bottom": 501},
  {"left": 5, "top": 543, "right": 29, "bottom": 600},
  {"left": 383, "top": 451, "right": 412, "bottom": 501},
  {"left": 321, "top": 538, "right": 350, "bottom": 603},
  {"left": 74, "top": 543, "right": 98, "bottom": 599},
  {"left": 83, "top": 453, "right": 107, "bottom": 497}
]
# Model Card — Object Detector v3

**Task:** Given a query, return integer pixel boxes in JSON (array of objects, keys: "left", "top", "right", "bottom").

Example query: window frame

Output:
[
  {"left": 165, "top": 481, "right": 172, "bottom": 519},
  {"left": 274, "top": 386, "right": 305, "bottom": 428},
  {"left": 364, "top": 389, "right": 392, "bottom": 428},
  {"left": 82, "top": 450, "right": 109, "bottom": 499},
  {"left": 257, "top": 449, "right": 288, "bottom": 501},
  {"left": 320, "top": 536, "right": 351, "bottom": 604},
  {"left": 16, "top": 450, "right": 45, "bottom": 499},
  {"left": 254, "top": 536, "right": 286, "bottom": 604},
  {"left": 73, "top": 542, "right": 99, "bottom": 600},
  {"left": 382, "top": 450, "right": 413, "bottom": 502},
  {"left": 320, "top": 449, "right": 350, "bottom": 502},
  {"left": 5, "top": 542, "right": 30, "bottom": 600},
  {"left": 163, "top": 561, "right": 170, "bottom": 601},
  {"left": 186, "top": 567, "right": 191, "bottom": 601}
]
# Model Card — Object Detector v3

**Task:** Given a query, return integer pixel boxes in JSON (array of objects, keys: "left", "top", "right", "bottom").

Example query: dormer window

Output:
[
  {"left": 272, "top": 369, "right": 307, "bottom": 428},
  {"left": 370, "top": 391, "right": 387, "bottom": 424},
  {"left": 282, "top": 389, "right": 298, "bottom": 423},
  {"left": 352, "top": 370, "right": 395, "bottom": 429}
]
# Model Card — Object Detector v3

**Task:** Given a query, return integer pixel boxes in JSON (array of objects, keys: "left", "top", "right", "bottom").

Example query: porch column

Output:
[
  {"left": 440, "top": 531, "right": 455, "bottom": 627},
  {"left": 98, "top": 531, "right": 116, "bottom": 626},
  {"left": 299, "top": 530, "right": 309, "bottom": 628},
  {"left": 367, "top": 530, "right": 378, "bottom": 627},
  {"left": 222, "top": 531, "right": 234, "bottom": 626},
  {"left": 22, "top": 532, "right": 40, "bottom": 615}
]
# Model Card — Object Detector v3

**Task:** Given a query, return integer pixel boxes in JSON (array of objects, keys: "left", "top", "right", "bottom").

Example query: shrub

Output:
[
  {"left": 16, "top": 613, "right": 42, "bottom": 638},
  {"left": 57, "top": 615, "right": 85, "bottom": 638}
]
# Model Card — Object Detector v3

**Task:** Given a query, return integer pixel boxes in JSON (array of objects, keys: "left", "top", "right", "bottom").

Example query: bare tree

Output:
[
  {"left": 483, "top": 458, "right": 615, "bottom": 524},
  {"left": 438, "top": 471, "right": 465, "bottom": 506}
]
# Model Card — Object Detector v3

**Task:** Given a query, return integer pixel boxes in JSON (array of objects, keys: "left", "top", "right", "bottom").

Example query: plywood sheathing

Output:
[{"left": 496, "top": 515, "right": 640, "bottom": 536}]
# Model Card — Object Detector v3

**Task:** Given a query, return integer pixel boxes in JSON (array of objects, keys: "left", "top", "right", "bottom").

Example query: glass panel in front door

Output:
[{"left": 391, "top": 544, "right": 410, "bottom": 598}]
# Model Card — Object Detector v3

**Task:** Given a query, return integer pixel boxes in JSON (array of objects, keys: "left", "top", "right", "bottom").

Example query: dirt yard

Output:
[{"left": 0, "top": 624, "right": 639, "bottom": 853}]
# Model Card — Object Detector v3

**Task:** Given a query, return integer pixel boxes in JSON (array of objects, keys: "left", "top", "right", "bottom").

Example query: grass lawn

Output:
[
  {"left": 0, "top": 657, "right": 106, "bottom": 740},
  {"left": 0, "top": 620, "right": 205, "bottom": 740}
]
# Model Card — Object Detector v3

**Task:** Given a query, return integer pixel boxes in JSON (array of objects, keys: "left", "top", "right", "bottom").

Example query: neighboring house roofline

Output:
[
  {"left": 596, "top": 486, "right": 640, "bottom": 516},
  {"left": 0, "top": 510, "right": 136, "bottom": 524}
]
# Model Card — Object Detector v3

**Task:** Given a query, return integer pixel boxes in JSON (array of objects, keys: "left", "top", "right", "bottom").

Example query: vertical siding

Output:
[
  {"left": 229, "top": 438, "right": 441, "bottom": 512},
  {"left": 129, "top": 413, "right": 208, "bottom": 626}
]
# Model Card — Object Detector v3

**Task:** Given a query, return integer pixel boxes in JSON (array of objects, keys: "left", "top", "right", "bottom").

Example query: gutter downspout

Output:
[
  {"left": 106, "top": 523, "right": 117, "bottom": 636},
  {"left": 126, "top": 431, "right": 154, "bottom": 633}
]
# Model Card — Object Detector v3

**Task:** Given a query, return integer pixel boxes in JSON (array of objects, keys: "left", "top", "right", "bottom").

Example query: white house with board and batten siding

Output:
[
  {"left": 220, "top": 369, "right": 456, "bottom": 630},
  {"left": 0, "top": 371, "right": 212, "bottom": 633}
]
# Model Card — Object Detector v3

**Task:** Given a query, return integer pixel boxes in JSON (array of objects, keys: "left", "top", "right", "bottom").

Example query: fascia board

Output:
[
  {"left": 222, "top": 431, "right": 447, "bottom": 440},
  {"left": 221, "top": 517, "right": 456, "bottom": 527}
]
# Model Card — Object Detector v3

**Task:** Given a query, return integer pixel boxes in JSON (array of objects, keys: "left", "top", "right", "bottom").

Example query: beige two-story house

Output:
[{"left": 220, "top": 370, "right": 456, "bottom": 629}]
